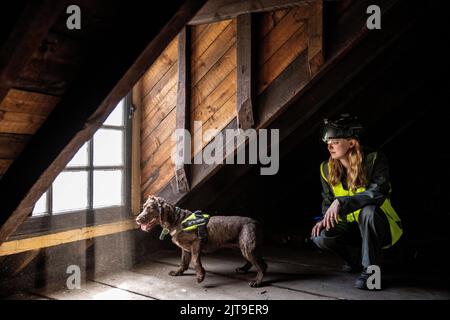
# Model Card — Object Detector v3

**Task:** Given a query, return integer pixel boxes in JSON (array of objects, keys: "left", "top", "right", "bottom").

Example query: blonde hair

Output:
[{"left": 328, "top": 140, "right": 367, "bottom": 191}]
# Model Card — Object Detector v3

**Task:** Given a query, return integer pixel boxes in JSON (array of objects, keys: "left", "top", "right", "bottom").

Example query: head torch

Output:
[{"left": 321, "top": 114, "right": 364, "bottom": 143}]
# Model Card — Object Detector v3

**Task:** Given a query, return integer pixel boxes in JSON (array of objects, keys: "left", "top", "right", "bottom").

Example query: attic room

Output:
[{"left": 0, "top": 0, "right": 449, "bottom": 301}]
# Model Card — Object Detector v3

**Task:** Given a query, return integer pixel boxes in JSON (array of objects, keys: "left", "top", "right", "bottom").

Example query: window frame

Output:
[{"left": 11, "top": 94, "right": 133, "bottom": 240}]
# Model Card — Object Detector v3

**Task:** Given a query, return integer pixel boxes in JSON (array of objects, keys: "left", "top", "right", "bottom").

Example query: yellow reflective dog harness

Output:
[{"left": 182, "top": 211, "right": 210, "bottom": 242}]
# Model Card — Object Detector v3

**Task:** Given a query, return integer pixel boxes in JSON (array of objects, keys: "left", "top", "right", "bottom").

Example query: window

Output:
[{"left": 13, "top": 96, "right": 132, "bottom": 238}]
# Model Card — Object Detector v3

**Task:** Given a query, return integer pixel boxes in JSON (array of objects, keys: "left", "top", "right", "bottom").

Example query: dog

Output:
[{"left": 136, "top": 195, "right": 267, "bottom": 287}]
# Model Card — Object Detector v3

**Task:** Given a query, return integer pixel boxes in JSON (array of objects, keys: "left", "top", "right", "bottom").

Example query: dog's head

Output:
[{"left": 136, "top": 195, "right": 175, "bottom": 232}]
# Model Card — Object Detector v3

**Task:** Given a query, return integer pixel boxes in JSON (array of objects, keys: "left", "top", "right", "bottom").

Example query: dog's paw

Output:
[
  {"left": 169, "top": 270, "right": 183, "bottom": 276},
  {"left": 249, "top": 280, "right": 262, "bottom": 287},
  {"left": 196, "top": 273, "right": 205, "bottom": 283}
]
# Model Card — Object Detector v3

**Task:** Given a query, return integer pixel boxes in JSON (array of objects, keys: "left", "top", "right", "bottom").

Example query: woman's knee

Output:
[
  {"left": 312, "top": 231, "right": 337, "bottom": 250},
  {"left": 358, "top": 205, "right": 379, "bottom": 223}
]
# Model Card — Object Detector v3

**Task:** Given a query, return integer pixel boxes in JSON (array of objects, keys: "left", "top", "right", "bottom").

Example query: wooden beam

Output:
[
  {"left": 0, "top": 0, "right": 68, "bottom": 104},
  {"left": 0, "top": 220, "right": 137, "bottom": 256},
  {"left": 174, "top": 27, "right": 191, "bottom": 193},
  {"left": 307, "top": 0, "right": 323, "bottom": 76},
  {"left": 189, "top": 0, "right": 307, "bottom": 25},
  {"left": 256, "top": 50, "right": 310, "bottom": 129},
  {"left": 131, "top": 81, "right": 142, "bottom": 216},
  {"left": 0, "top": 0, "right": 208, "bottom": 245},
  {"left": 236, "top": 13, "right": 255, "bottom": 130}
]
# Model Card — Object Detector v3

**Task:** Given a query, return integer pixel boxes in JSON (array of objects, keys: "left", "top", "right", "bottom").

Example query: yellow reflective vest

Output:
[{"left": 320, "top": 152, "right": 403, "bottom": 248}]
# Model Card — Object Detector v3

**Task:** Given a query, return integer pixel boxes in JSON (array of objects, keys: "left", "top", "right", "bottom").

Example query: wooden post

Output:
[
  {"left": 175, "top": 27, "right": 191, "bottom": 193},
  {"left": 236, "top": 13, "right": 255, "bottom": 130},
  {"left": 131, "top": 81, "right": 142, "bottom": 215}
]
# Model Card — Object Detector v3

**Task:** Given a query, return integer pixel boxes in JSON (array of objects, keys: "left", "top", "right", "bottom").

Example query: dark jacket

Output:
[{"left": 320, "top": 148, "right": 391, "bottom": 217}]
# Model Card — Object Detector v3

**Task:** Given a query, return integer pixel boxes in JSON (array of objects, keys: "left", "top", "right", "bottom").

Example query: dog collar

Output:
[
  {"left": 159, "top": 228, "right": 169, "bottom": 240},
  {"left": 160, "top": 207, "right": 181, "bottom": 240}
]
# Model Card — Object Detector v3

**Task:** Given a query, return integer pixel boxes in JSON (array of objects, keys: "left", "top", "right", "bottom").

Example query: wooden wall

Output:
[
  {"left": 256, "top": 2, "right": 322, "bottom": 95},
  {"left": 191, "top": 19, "right": 237, "bottom": 157},
  {"left": 140, "top": 20, "right": 238, "bottom": 200},
  {"left": 140, "top": 37, "right": 179, "bottom": 198},
  {"left": 140, "top": 2, "right": 323, "bottom": 199}
]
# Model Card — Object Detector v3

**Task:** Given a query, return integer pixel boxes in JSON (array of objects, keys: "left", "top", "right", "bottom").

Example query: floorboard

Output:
[{"left": 3, "top": 245, "right": 449, "bottom": 300}]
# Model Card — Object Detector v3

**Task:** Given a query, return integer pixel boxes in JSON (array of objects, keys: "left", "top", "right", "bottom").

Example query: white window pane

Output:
[
  {"left": 53, "top": 171, "right": 88, "bottom": 213},
  {"left": 103, "top": 99, "right": 124, "bottom": 126},
  {"left": 93, "top": 170, "right": 123, "bottom": 208},
  {"left": 93, "top": 129, "right": 123, "bottom": 166},
  {"left": 67, "top": 142, "right": 88, "bottom": 167},
  {"left": 32, "top": 192, "right": 47, "bottom": 216}
]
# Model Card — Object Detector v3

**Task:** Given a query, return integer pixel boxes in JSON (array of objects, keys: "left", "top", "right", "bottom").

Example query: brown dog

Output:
[{"left": 136, "top": 195, "right": 267, "bottom": 287}]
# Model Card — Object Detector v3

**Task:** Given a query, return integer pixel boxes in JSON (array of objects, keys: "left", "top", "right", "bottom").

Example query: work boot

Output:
[{"left": 355, "top": 270, "right": 370, "bottom": 290}]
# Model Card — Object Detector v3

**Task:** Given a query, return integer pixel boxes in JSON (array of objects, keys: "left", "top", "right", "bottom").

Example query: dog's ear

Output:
[{"left": 160, "top": 202, "right": 174, "bottom": 224}]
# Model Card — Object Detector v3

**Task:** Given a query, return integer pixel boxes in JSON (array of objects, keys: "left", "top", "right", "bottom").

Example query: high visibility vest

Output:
[{"left": 320, "top": 152, "right": 403, "bottom": 248}]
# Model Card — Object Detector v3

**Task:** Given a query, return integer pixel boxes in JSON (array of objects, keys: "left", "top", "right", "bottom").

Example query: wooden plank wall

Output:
[
  {"left": 0, "top": 89, "right": 59, "bottom": 175},
  {"left": 140, "top": 37, "right": 179, "bottom": 198},
  {"left": 256, "top": 1, "right": 322, "bottom": 95},
  {"left": 190, "top": 19, "right": 237, "bottom": 157},
  {"left": 140, "top": 2, "right": 322, "bottom": 199}
]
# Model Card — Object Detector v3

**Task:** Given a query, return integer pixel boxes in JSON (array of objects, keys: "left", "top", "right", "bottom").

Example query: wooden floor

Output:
[{"left": 4, "top": 246, "right": 450, "bottom": 300}]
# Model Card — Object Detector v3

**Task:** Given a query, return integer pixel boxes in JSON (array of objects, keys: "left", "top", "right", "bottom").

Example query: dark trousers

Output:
[{"left": 312, "top": 205, "right": 391, "bottom": 268}]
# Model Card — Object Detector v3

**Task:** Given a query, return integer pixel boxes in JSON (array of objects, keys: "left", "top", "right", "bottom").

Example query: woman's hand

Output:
[
  {"left": 311, "top": 220, "right": 325, "bottom": 238},
  {"left": 324, "top": 199, "right": 341, "bottom": 230}
]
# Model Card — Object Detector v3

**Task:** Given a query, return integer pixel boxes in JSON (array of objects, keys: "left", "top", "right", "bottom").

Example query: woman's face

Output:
[{"left": 327, "top": 139, "right": 355, "bottom": 159}]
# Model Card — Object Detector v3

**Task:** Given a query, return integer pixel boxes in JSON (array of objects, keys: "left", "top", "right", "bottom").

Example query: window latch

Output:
[{"left": 128, "top": 103, "right": 136, "bottom": 120}]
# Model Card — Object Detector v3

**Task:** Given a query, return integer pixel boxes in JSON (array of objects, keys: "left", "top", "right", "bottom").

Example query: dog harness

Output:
[
  {"left": 159, "top": 207, "right": 210, "bottom": 243},
  {"left": 182, "top": 210, "right": 210, "bottom": 243}
]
